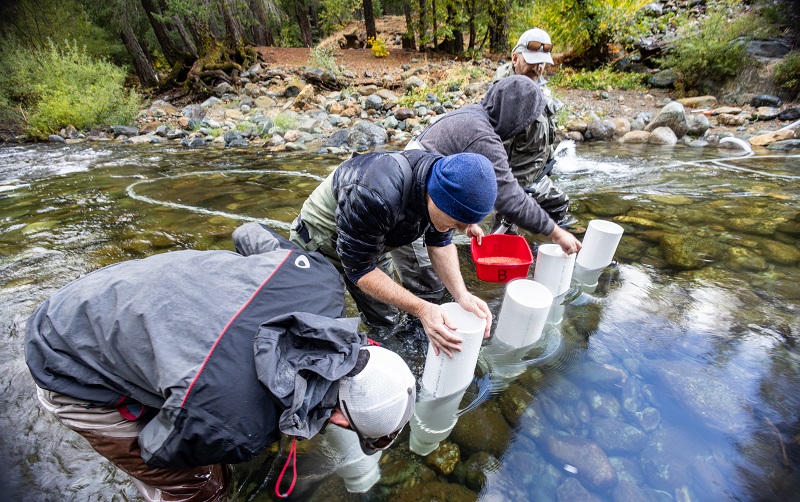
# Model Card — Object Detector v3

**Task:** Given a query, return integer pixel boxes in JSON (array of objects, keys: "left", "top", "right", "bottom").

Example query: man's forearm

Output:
[
  {"left": 428, "top": 244, "right": 469, "bottom": 301},
  {"left": 356, "top": 268, "right": 430, "bottom": 317}
]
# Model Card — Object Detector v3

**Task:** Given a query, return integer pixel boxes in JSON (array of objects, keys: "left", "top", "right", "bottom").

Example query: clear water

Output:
[{"left": 0, "top": 142, "right": 798, "bottom": 501}]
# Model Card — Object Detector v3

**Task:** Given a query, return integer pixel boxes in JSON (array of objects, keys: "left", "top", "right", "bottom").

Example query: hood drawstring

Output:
[
  {"left": 366, "top": 338, "right": 380, "bottom": 346},
  {"left": 275, "top": 437, "right": 298, "bottom": 498}
]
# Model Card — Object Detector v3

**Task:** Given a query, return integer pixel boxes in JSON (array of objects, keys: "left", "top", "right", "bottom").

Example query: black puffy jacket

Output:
[{"left": 332, "top": 150, "right": 452, "bottom": 283}]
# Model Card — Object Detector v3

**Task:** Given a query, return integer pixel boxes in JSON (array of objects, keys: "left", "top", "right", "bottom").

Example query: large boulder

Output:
[
  {"left": 646, "top": 101, "right": 688, "bottom": 138},
  {"left": 346, "top": 121, "right": 388, "bottom": 149}
]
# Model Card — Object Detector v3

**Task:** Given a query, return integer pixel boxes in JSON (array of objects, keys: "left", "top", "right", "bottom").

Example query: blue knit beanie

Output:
[{"left": 427, "top": 153, "right": 497, "bottom": 224}]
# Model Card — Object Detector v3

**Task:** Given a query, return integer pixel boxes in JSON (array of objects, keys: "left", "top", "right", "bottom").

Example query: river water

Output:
[{"left": 0, "top": 141, "right": 798, "bottom": 501}]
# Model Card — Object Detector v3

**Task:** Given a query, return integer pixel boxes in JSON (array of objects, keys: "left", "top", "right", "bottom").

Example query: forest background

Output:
[{"left": 0, "top": 0, "right": 798, "bottom": 140}]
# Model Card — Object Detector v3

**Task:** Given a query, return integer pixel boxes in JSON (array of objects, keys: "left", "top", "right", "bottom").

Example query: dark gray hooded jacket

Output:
[
  {"left": 414, "top": 75, "right": 555, "bottom": 235},
  {"left": 25, "top": 223, "right": 363, "bottom": 468}
]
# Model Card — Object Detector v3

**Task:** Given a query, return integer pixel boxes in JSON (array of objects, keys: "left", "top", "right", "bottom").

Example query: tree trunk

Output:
[
  {"left": 363, "top": 0, "right": 376, "bottom": 41},
  {"left": 402, "top": 0, "right": 415, "bottom": 50},
  {"left": 487, "top": 0, "right": 509, "bottom": 54},
  {"left": 247, "top": 0, "right": 274, "bottom": 46},
  {"left": 294, "top": 0, "right": 312, "bottom": 46},
  {"left": 467, "top": 0, "right": 476, "bottom": 50},
  {"left": 140, "top": 0, "right": 180, "bottom": 66},
  {"left": 439, "top": 2, "right": 462, "bottom": 53},
  {"left": 219, "top": 0, "right": 246, "bottom": 50},
  {"left": 172, "top": 15, "right": 199, "bottom": 58},
  {"left": 432, "top": 0, "right": 437, "bottom": 49},
  {"left": 417, "top": 0, "right": 427, "bottom": 51},
  {"left": 120, "top": 9, "right": 159, "bottom": 88}
]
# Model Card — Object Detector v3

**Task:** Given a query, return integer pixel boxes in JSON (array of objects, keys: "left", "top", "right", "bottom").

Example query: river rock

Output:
[
  {"left": 611, "top": 118, "right": 630, "bottom": 139},
  {"left": 213, "top": 82, "right": 234, "bottom": 96},
  {"left": 450, "top": 402, "right": 511, "bottom": 457},
  {"left": 648, "top": 69, "right": 677, "bottom": 88},
  {"left": 498, "top": 384, "right": 535, "bottom": 426},
  {"left": 404, "top": 76, "right": 426, "bottom": 91},
  {"left": 590, "top": 417, "right": 647, "bottom": 454},
  {"left": 647, "top": 126, "right": 678, "bottom": 145},
  {"left": 619, "top": 131, "right": 650, "bottom": 144},
  {"left": 778, "top": 107, "right": 800, "bottom": 121},
  {"left": 751, "top": 94, "right": 782, "bottom": 108},
  {"left": 463, "top": 451, "right": 499, "bottom": 491},
  {"left": 587, "top": 120, "right": 616, "bottom": 141},
  {"left": 393, "top": 481, "right": 478, "bottom": 502},
  {"left": 767, "top": 139, "right": 800, "bottom": 151},
  {"left": 652, "top": 360, "right": 748, "bottom": 434},
  {"left": 47, "top": 134, "right": 66, "bottom": 143},
  {"left": 556, "top": 478, "right": 603, "bottom": 502},
  {"left": 638, "top": 427, "right": 696, "bottom": 491},
  {"left": 567, "top": 120, "right": 588, "bottom": 132},
  {"left": 113, "top": 125, "right": 139, "bottom": 136},
  {"left": 686, "top": 113, "right": 710, "bottom": 136},
  {"left": 749, "top": 129, "right": 795, "bottom": 146},
  {"left": 345, "top": 121, "right": 387, "bottom": 148},
  {"left": 676, "top": 96, "right": 717, "bottom": 109},
  {"left": 424, "top": 441, "right": 460, "bottom": 475},
  {"left": 645, "top": 101, "right": 688, "bottom": 138},
  {"left": 755, "top": 106, "right": 781, "bottom": 120},
  {"left": 660, "top": 232, "right": 722, "bottom": 269},
  {"left": 717, "top": 113, "right": 749, "bottom": 126},
  {"left": 543, "top": 435, "right": 618, "bottom": 490}
]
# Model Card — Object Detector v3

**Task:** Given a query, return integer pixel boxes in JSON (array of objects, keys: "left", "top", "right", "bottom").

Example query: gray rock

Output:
[
  {"left": 688, "top": 139, "right": 709, "bottom": 148},
  {"left": 767, "top": 139, "right": 800, "bottom": 151},
  {"left": 403, "top": 76, "right": 425, "bottom": 91},
  {"left": 383, "top": 116, "right": 399, "bottom": 129},
  {"left": 557, "top": 478, "right": 603, "bottom": 502},
  {"left": 746, "top": 39, "right": 790, "bottom": 58},
  {"left": 778, "top": 107, "right": 800, "bottom": 121},
  {"left": 639, "top": 428, "right": 695, "bottom": 491},
  {"left": 648, "top": 126, "right": 678, "bottom": 145},
  {"left": 326, "top": 129, "right": 349, "bottom": 147},
  {"left": 590, "top": 417, "right": 647, "bottom": 454},
  {"left": 629, "top": 118, "right": 646, "bottom": 131},
  {"left": 648, "top": 69, "right": 677, "bottom": 88},
  {"left": 112, "top": 125, "right": 139, "bottom": 137},
  {"left": 284, "top": 85, "right": 301, "bottom": 97},
  {"left": 363, "top": 94, "right": 383, "bottom": 111},
  {"left": 619, "top": 131, "right": 650, "bottom": 144},
  {"left": 751, "top": 94, "right": 782, "bottom": 108},
  {"left": 640, "top": 2, "right": 662, "bottom": 16},
  {"left": 200, "top": 97, "right": 221, "bottom": 109},
  {"left": 223, "top": 131, "right": 243, "bottom": 144},
  {"left": 543, "top": 435, "right": 618, "bottom": 490},
  {"left": 182, "top": 104, "right": 206, "bottom": 118},
  {"left": 213, "top": 82, "right": 234, "bottom": 96},
  {"left": 755, "top": 106, "right": 781, "bottom": 120},
  {"left": 646, "top": 101, "right": 688, "bottom": 138},
  {"left": 47, "top": 134, "right": 66, "bottom": 143},
  {"left": 587, "top": 119, "right": 616, "bottom": 141},
  {"left": 634, "top": 111, "right": 652, "bottom": 124},
  {"left": 181, "top": 137, "right": 206, "bottom": 148},
  {"left": 686, "top": 113, "right": 710, "bottom": 136}
]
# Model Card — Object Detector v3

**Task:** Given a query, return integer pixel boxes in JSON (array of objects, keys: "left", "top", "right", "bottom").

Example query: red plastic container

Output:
[{"left": 470, "top": 234, "right": 533, "bottom": 283}]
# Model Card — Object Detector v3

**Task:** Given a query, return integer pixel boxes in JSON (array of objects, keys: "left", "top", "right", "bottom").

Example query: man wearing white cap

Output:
[
  {"left": 493, "top": 28, "right": 572, "bottom": 232},
  {"left": 25, "top": 222, "right": 416, "bottom": 501}
]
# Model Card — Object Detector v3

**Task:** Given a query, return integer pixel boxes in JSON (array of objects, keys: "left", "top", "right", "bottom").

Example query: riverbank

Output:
[{"left": 6, "top": 47, "right": 800, "bottom": 153}]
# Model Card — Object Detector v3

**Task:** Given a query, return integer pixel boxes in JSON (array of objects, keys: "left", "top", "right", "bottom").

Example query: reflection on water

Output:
[{"left": 1, "top": 142, "right": 798, "bottom": 500}]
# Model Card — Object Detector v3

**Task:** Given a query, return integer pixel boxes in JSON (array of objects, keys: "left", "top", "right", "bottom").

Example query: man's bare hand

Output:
[
  {"left": 549, "top": 225, "right": 582, "bottom": 255},
  {"left": 418, "top": 303, "right": 463, "bottom": 357},
  {"left": 453, "top": 293, "right": 492, "bottom": 339}
]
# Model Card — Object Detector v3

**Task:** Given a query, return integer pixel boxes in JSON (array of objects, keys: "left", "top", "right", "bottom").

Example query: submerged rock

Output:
[{"left": 543, "top": 434, "right": 618, "bottom": 490}]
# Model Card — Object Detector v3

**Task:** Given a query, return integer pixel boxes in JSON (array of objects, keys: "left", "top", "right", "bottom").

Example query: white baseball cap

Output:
[
  {"left": 338, "top": 346, "right": 416, "bottom": 454},
  {"left": 514, "top": 28, "right": 554, "bottom": 65}
]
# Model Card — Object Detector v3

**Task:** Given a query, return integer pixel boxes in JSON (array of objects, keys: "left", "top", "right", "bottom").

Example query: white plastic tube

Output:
[
  {"left": 408, "top": 388, "right": 467, "bottom": 456},
  {"left": 575, "top": 220, "right": 624, "bottom": 271},
  {"left": 494, "top": 280, "right": 554, "bottom": 349},
  {"left": 420, "top": 303, "right": 486, "bottom": 397},
  {"left": 324, "top": 425, "right": 382, "bottom": 493},
  {"left": 533, "top": 244, "right": 576, "bottom": 298},
  {"left": 572, "top": 263, "right": 606, "bottom": 294}
]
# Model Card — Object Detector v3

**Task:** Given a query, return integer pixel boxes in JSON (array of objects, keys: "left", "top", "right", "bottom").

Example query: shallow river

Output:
[{"left": 0, "top": 141, "right": 798, "bottom": 501}]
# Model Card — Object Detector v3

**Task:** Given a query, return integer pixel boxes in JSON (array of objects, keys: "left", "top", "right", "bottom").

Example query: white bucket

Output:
[
  {"left": 575, "top": 220, "right": 624, "bottom": 271},
  {"left": 533, "top": 244, "right": 576, "bottom": 297},
  {"left": 494, "top": 280, "right": 554, "bottom": 349},
  {"left": 420, "top": 303, "right": 486, "bottom": 397}
]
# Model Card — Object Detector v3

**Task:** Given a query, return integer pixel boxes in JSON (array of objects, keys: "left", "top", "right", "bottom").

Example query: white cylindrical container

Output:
[
  {"left": 575, "top": 220, "right": 624, "bottom": 271},
  {"left": 324, "top": 425, "right": 382, "bottom": 493},
  {"left": 572, "top": 262, "right": 605, "bottom": 294},
  {"left": 408, "top": 388, "right": 467, "bottom": 456},
  {"left": 420, "top": 303, "right": 486, "bottom": 398},
  {"left": 533, "top": 244, "right": 576, "bottom": 298},
  {"left": 494, "top": 280, "right": 554, "bottom": 349}
]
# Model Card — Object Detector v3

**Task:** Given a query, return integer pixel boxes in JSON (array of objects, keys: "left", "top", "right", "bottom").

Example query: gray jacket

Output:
[
  {"left": 26, "top": 223, "right": 363, "bottom": 468},
  {"left": 414, "top": 75, "right": 555, "bottom": 235}
]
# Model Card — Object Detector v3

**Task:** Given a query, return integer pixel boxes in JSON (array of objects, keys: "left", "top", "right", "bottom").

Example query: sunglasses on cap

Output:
[
  {"left": 340, "top": 392, "right": 414, "bottom": 455},
  {"left": 516, "top": 40, "right": 553, "bottom": 53}
]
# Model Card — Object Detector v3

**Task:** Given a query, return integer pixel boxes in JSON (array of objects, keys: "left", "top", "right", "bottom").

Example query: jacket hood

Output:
[
  {"left": 480, "top": 74, "right": 545, "bottom": 141},
  {"left": 253, "top": 312, "right": 364, "bottom": 439}
]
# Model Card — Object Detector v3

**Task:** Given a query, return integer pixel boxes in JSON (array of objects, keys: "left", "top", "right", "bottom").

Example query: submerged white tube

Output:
[
  {"left": 572, "top": 263, "right": 606, "bottom": 294},
  {"left": 323, "top": 425, "right": 382, "bottom": 493},
  {"left": 494, "top": 280, "right": 553, "bottom": 349},
  {"left": 420, "top": 303, "right": 486, "bottom": 397},
  {"left": 533, "top": 244, "right": 576, "bottom": 298},
  {"left": 575, "top": 220, "right": 624, "bottom": 271},
  {"left": 411, "top": 303, "right": 485, "bottom": 455}
]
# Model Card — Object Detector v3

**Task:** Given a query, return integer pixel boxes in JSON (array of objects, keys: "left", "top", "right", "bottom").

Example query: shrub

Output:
[
  {"left": 773, "top": 50, "right": 800, "bottom": 96},
  {"left": 273, "top": 112, "right": 297, "bottom": 130},
  {"left": 6, "top": 40, "right": 140, "bottom": 139},
  {"left": 368, "top": 37, "right": 389, "bottom": 58},
  {"left": 308, "top": 45, "right": 345, "bottom": 75},
  {"left": 549, "top": 66, "right": 648, "bottom": 90},
  {"left": 513, "top": 0, "right": 650, "bottom": 61},
  {"left": 658, "top": 5, "right": 774, "bottom": 93}
]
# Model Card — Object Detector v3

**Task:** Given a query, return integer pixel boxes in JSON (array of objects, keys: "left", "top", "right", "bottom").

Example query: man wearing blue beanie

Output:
[{"left": 290, "top": 150, "right": 496, "bottom": 357}]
